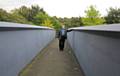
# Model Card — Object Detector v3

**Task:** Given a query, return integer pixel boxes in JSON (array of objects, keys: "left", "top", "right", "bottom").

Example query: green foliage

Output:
[
  {"left": 63, "top": 17, "right": 71, "bottom": 28},
  {"left": 51, "top": 17, "right": 62, "bottom": 30},
  {"left": 82, "top": 17, "right": 105, "bottom": 26},
  {"left": 70, "top": 17, "right": 83, "bottom": 27},
  {"left": 0, "top": 5, "right": 59, "bottom": 28},
  {"left": 57, "top": 17, "right": 83, "bottom": 28},
  {"left": 85, "top": 5, "right": 100, "bottom": 18},
  {"left": 3, "top": 5, "right": 120, "bottom": 29},
  {"left": 9, "top": 13, "right": 31, "bottom": 24},
  {"left": 34, "top": 12, "right": 62, "bottom": 29},
  {"left": 0, "top": 9, "right": 11, "bottom": 21},
  {"left": 30, "top": 5, "right": 45, "bottom": 22},
  {"left": 42, "top": 18, "right": 53, "bottom": 27},
  {"left": 0, "top": 8, "right": 30, "bottom": 24},
  {"left": 11, "top": 5, "right": 46, "bottom": 24},
  {"left": 82, "top": 5, "right": 105, "bottom": 26},
  {"left": 105, "top": 7, "right": 120, "bottom": 24},
  {"left": 11, "top": 6, "right": 31, "bottom": 21},
  {"left": 34, "top": 12, "right": 49, "bottom": 25}
]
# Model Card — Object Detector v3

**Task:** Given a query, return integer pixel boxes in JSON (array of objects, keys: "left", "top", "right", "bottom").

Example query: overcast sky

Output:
[{"left": 0, "top": 0, "right": 120, "bottom": 17}]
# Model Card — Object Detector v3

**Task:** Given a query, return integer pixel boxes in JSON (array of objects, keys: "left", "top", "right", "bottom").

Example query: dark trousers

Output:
[{"left": 59, "top": 39, "right": 65, "bottom": 50}]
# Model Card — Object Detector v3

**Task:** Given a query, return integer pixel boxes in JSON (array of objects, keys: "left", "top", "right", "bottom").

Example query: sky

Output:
[{"left": 0, "top": 0, "right": 120, "bottom": 17}]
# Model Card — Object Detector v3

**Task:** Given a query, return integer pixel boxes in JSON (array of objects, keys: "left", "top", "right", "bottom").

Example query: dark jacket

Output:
[{"left": 58, "top": 29, "right": 67, "bottom": 40}]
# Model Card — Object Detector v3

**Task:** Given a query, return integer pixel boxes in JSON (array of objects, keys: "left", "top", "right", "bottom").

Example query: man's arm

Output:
[
  {"left": 67, "top": 29, "right": 72, "bottom": 32},
  {"left": 58, "top": 31, "right": 60, "bottom": 38}
]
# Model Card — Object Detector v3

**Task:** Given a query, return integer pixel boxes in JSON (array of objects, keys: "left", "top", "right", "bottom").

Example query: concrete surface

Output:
[
  {"left": 19, "top": 39, "right": 84, "bottom": 76},
  {"left": 69, "top": 24, "right": 120, "bottom": 32},
  {"left": 0, "top": 22, "right": 55, "bottom": 76},
  {"left": 68, "top": 29, "right": 120, "bottom": 76}
]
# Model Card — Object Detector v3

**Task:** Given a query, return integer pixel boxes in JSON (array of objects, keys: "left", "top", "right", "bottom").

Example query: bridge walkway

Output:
[{"left": 19, "top": 39, "right": 84, "bottom": 76}]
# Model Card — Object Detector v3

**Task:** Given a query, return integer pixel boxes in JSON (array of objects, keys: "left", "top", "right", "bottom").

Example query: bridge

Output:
[{"left": 0, "top": 22, "right": 120, "bottom": 76}]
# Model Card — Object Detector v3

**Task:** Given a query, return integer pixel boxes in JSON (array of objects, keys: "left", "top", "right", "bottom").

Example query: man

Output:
[{"left": 58, "top": 26, "right": 67, "bottom": 51}]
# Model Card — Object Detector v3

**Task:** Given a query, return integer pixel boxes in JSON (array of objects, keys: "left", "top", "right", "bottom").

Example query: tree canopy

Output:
[
  {"left": 105, "top": 7, "right": 120, "bottom": 24},
  {"left": 82, "top": 5, "right": 105, "bottom": 26},
  {"left": 0, "top": 5, "right": 62, "bottom": 30},
  {"left": 0, "top": 5, "right": 120, "bottom": 30}
]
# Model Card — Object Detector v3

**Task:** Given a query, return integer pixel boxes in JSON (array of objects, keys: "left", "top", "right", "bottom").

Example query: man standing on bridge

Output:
[{"left": 58, "top": 25, "right": 67, "bottom": 51}]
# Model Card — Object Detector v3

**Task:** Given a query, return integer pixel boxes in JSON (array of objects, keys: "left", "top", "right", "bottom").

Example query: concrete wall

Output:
[
  {"left": 0, "top": 22, "right": 55, "bottom": 76},
  {"left": 67, "top": 24, "right": 120, "bottom": 76}
]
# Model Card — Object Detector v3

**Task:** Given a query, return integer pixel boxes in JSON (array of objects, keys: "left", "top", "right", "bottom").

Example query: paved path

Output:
[{"left": 19, "top": 39, "right": 84, "bottom": 76}]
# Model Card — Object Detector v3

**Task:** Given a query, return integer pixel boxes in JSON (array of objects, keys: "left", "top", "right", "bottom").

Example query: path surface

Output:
[{"left": 19, "top": 39, "right": 84, "bottom": 76}]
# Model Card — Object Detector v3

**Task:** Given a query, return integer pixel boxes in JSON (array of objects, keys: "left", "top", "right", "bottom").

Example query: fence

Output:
[
  {"left": 0, "top": 22, "right": 55, "bottom": 76},
  {"left": 67, "top": 24, "right": 120, "bottom": 76}
]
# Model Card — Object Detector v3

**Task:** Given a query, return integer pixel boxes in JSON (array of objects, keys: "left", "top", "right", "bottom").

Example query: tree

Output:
[
  {"left": 70, "top": 17, "right": 83, "bottom": 27},
  {"left": 34, "top": 12, "right": 53, "bottom": 27},
  {"left": 42, "top": 17, "right": 53, "bottom": 27},
  {"left": 30, "top": 5, "right": 45, "bottom": 22},
  {"left": 63, "top": 17, "right": 71, "bottom": 28},
  {"left": 57, "top": 17, "right": 83, "bottom": 28},
  {"left": 33, "top": 12, "right": 47, "bottom": 25},
  {"left": 11, "top": 5, "right": 44, "bottom": 22},
  {"left": 9, "top": 13, "right": 31, "bottom": 24},
  {"left": 51, "top": 17, "right": 62, "bottom": 30},
  {"left": 0, "top": 8, "right": 29, "bottom": 24},
  {"left": 105, "top": 7, "right": 120, "bottom": 24},
  {"left": 82, "top": 5, "right": 105, "bottom": 26},
  {"left": 11, "top": 6, "right": 31, "bottom": 21},
  {"left": 0, "top": 8, "right": 10, "bottom": 21}
]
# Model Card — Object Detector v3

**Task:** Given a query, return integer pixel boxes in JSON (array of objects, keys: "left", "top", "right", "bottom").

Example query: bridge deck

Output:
[{"left": 19, "top": 39, "right": 84, "bottom": 76}]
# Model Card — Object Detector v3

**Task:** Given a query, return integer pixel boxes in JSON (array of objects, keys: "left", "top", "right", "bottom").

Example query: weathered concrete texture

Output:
[
  {"left": 68, "top": 31, "right": 120, "bottom": 76},
  {"left": 19, "top": 39, "right": 84, "bottom": 76},
  {"left": 0, "top": 30, "right": 55, "bottom": 76},
  {"left": 0, "top": 22, "right": 55, "bottom": 76}
]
